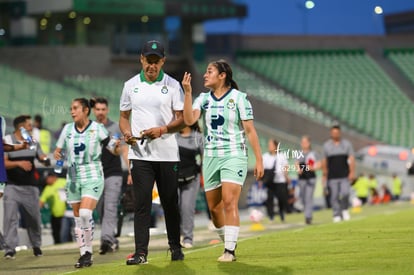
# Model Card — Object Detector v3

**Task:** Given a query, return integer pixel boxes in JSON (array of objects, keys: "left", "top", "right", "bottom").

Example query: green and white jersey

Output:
[
  {"left": 120, "top": 70, "right": 184, "bottom": 161},
  {"left": 56, "top": 121, "right": 108, "bottom": 181},
  {"left": 193, "top": 88, "right": 254, "bottom": 157}
]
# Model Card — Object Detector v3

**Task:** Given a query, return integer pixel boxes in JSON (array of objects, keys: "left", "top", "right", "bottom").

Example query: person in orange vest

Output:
[{"left": 380, "top": 184, "right": 392, "bottom": 204}]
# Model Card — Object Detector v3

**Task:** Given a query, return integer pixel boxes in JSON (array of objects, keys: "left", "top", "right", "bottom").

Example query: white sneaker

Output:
[
  {"left": 342, "top": 210, "right": 351, "bottom": 221},
  {"left": 182, "top": 242, "right": 193, "bottom": 249},
  {"left": 208, "top": 221, "right": 216, "bottom": 231},
  {"left": 217, "top": 250, "right": 236, "bottom": 262},
  {"left": 333, "top": 216, "right": 342, "bottom": 223}
]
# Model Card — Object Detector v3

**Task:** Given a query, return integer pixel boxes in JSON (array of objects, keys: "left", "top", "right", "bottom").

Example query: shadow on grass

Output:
[
  {"left": 218, "top": 262, "right": 292, "bottom": 275},
  {"left": 119, "top": 261, "right": 197, "bottom": 275}
]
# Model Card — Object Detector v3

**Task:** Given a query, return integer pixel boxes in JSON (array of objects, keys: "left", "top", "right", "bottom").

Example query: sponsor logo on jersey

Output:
[
  {"left": 202, "top": 101, "right": 209, "bottom": 110},
  {"left": 205, "top": 135, "right": 230, "bottom": 142},
  {"left": 74, "top": 143, "right": 86, "bottom": 155},
  {"left": 211, "top": 114, "right": 225, "bottom": 130}
]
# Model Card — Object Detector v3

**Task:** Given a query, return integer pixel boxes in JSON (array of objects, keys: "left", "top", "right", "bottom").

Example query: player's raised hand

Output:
[{"left": 182, "top": 72, "right": 192, "bottom": 94}]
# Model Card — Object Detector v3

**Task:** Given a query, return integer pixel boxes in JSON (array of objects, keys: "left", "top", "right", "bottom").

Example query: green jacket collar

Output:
[{"left": 140, "top": 70, "right": 164, "bottom": 84}]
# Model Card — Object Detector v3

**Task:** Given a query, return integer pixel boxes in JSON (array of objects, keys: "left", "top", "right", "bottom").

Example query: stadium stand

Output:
[
  {"left": 386, "top": 48, "right": 414, "bottom": 85},
  {"left": 63, "top": 75, "right": 123, "bottom": 120},
  {"left": 0, "top": 64, "right": 84, "bottom": 131},
  {"left": 237, "top": 50, "right": 414, "bottom": 147},
  {"left": 234, "top": 64, "right": 336, "bottom": 127}
]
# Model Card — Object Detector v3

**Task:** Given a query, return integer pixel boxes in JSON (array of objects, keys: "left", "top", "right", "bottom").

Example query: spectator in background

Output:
[
  {"left": 60, "top": 205, "right": 75, "bottom": 243},
  {"left": 322, "top": 125, "right": 355, "bottom": 223},
  {"left": 93, "top": 97, "right": 129, "bottom": 255},
  {"left": 54, "top": 122, "right": 67, "bottom": 141},
  {"left": 33, "top": 114, "right": 52, "bottom": 154},
  {"left": 3, "top": 115, "right": 50, "bottom": 259},
  {"left": 368, "top": 174, "right": 378, "bottom": 190},
  {"left": 0, "top": 115, "right": 30, "bottom": 251},
  {"left": 323, "top": 185, "right": 332, "bottom": 209},
  {"left": 296, "top": 135, "right": 320, "bottom": 225},
  {"left": 177, "top": 122, "right": 203, "bottom": 249},
  {"left": 0, "top": 116, "right": 30, "bottom": 197},
  {"left": 370, "top": 188, "right": 381, "bottom": 205},
  {"left": 263, "top": 139, "right": 289, "bottom": 223},
  {"left": 39, "top": 172, "right": 67, "bottom": 244},
  {"left": 287, "top": 180, "right": 301, "bottom": 214},
  {"left": 352, "top": 173, "right": 370, "bottom": 205},
  {"left": 381, "top": 184, "right": 392, "bottom": 204},
  {"left": 247, "top": 180, "right": 267, "bottom": 211},
  {"left": 120, "top": 40, "right": 185, "bottom": 265},
  {"left": 391, "top": 174, "right": 403, "bottom": 201}
]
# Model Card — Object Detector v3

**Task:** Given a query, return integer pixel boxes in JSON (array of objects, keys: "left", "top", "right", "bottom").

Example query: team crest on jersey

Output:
[
  {"left": 227, "top": 99, "right": 236, "bottom": 110},
  {"left": 133, "top": 87, "right": 139, "bottom": 93},
  {"left": 161, "top": 86, "right": 168, "bottom": 94},
  {"left": 89, "top": 130, "right": 96, "bottom": 138}
]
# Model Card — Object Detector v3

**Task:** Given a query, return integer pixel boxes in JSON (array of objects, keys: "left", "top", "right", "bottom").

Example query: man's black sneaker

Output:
[
  {"left": 74, "top": 252, "right": 93, "bottom": 268},
  {"left": 33, "top": 247, "right": 43, "bottom": 257},
  {"left": 126, "top": 253, "right": 148, "bottom": 265},
  {"left": 169, "top": 247, "right": 184, "bottom": 261},
  {"left": 99, "top": 240, "right": 118, "bottom": 255},
  {"left": 4, "top": 250, "right": 16, "bottom": 260}
]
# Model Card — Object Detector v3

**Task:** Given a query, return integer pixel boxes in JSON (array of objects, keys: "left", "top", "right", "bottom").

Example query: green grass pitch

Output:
[{"left": 2, "top": 203, "right": 414, "bottom": 275}]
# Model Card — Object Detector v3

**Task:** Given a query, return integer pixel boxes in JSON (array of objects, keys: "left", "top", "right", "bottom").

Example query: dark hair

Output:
[
  {"left": 190, "top": 121, "right": 201, "bottom": 133},
  {"left": 270, "top": 138, "right": 279, "bottom": 148},
  {"left": 34, "top": 114, "right": 42, "bottom": 123},
  {"left": 13, "top": 115, "right": 31, "bottom": 129},
  {"left": 73, "top": 98, "right": 96, "bottom": 116},
  {"left": 211, "top": 59, "right": 239, "bottom": 90},
  {"left": 34, "top": 114, "right": 43, "bottom": 129},
  {"left": 331, "top": 125, "right": 341, "bottom": 130},
  {"left": 95, "top": 97, "right": 108, "bottom": 106}
]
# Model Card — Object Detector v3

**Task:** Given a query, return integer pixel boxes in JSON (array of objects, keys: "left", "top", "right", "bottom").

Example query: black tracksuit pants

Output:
[{"left": 130, "top": 160, "right": 181, "bottom": 256}]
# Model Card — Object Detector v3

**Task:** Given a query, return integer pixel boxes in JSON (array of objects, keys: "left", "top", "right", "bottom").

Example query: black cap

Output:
[
  {"left": 141, "top": 40, "right": 165, "bottom": 57},
  {"left": 46, "top": 171, "right": 58, "bottom": 177}
]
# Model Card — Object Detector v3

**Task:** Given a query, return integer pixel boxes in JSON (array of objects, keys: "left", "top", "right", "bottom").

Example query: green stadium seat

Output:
[{"left": 237, "top": 50, "right": 414, "bottom": 146}]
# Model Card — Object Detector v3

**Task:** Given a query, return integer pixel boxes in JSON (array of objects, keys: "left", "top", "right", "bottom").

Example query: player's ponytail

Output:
[
  {"left": 89, "top": 98, "right": 96, "bottom": 110},
  {"left": 73, "top": 97, "right": 95, "bottom": 116}
]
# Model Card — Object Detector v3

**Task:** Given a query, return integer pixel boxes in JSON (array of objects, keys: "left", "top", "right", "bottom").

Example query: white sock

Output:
[
  {"left": 224, "top": 226, "right": 239, "bottom": 251},
  {"left": 79, "top": 208, "right": 94, "bottom": 254},
  {"left": 216, "top": 226, "right": 225, "bottom": 242},
  {"left": 74, "top": 217, "right": 86, "bottom": 255}
]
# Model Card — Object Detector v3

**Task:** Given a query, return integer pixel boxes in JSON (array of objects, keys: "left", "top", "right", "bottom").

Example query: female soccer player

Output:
[
  {"left": 181, "top": 60, "right": 264, "bottom": 262},
  {"left": 54, "top": 98, "right": 109, "bottom": 268}
]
